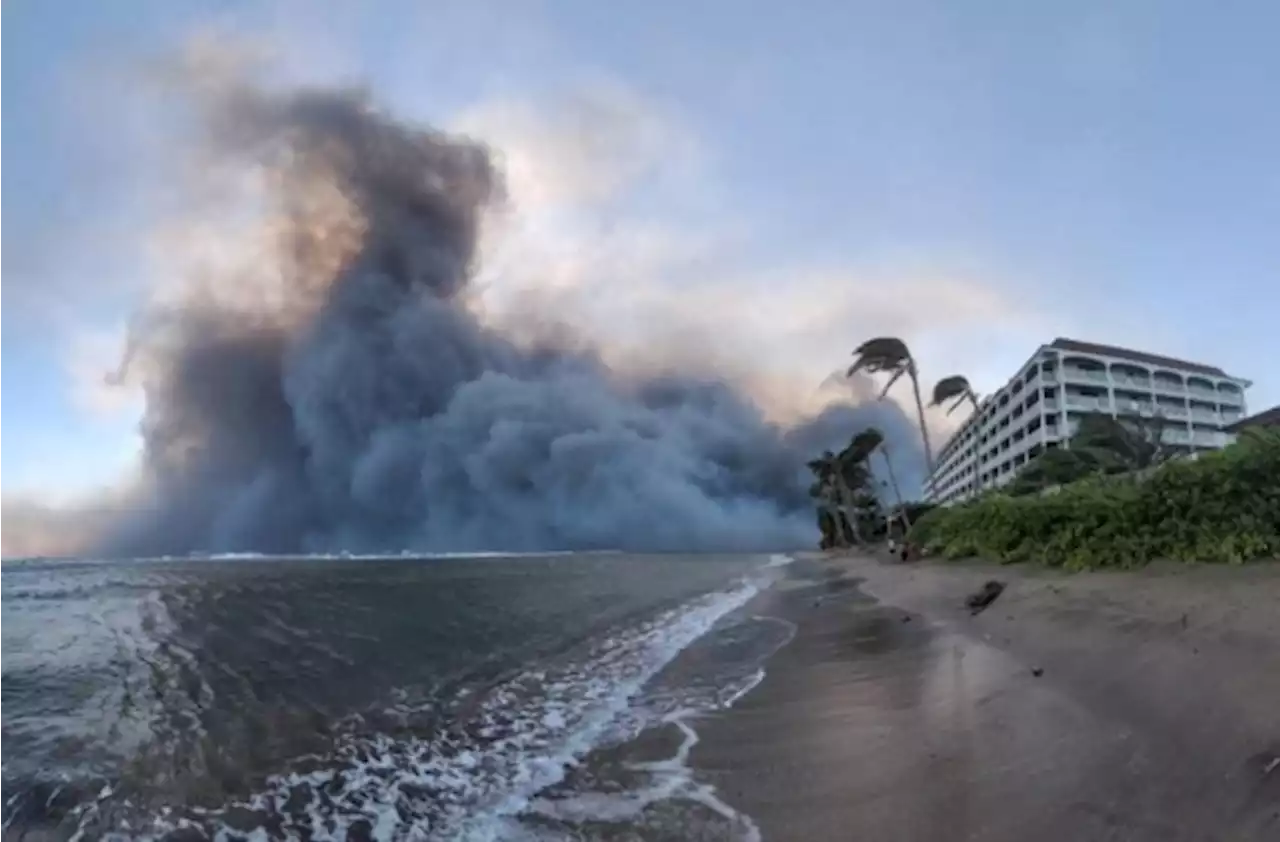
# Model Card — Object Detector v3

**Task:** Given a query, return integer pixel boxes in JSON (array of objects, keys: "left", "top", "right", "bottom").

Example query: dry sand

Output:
[{"left": 690, "top": 555, "right": 1280, "bottom": 841}]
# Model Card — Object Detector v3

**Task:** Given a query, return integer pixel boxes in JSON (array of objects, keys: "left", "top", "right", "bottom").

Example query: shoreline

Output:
[{"left": 685, "top": 553, "right": 1280, "bottom": 841}]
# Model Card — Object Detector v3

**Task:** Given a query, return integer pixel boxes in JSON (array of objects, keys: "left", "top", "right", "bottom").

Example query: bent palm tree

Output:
[
  {"left": 931, "top": 375, "right": 980, "bottom": 416},
  {"left": 841, "top": 426, "right": 913, "bottom": 534},
  {"left": 843, "top": 427, "right": 885, "bottom": 463},
  {"left": 849, "top": 337, "right": 934, "bottom": 472},
  {"left": 931, "top": 374, "right": 982, "bottom": 496},
  {"left": 806, "top": 452, "right": 844, "bottom": 547}
]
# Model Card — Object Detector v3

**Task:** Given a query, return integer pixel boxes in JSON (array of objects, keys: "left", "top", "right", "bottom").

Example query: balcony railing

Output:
[
  {"left": 1157, "top": 404, "right": 1188, "bottom": 419},
  {"left": 1113, "top": 398, "right": 1155, "bottom": 415},
  {"left": 1187, "top": 386, "right": 1218, "bottom": 401},
  {"left": 1062, "top": 366, "right": 1109, "bottom": 384},
  {"left": 1111, "top": 374, "right": 1153, "bottom": 389},
  {"left": 1064, "top": 394, "right": 1108, "bottom": 411},
  {"left": 1162, "top": 428, "right": 1191, "bottom": 444},
  {"left": 1153, "top": 379, "right": 1185, "bottom": 393},
  {"left": 1215, "top": 391, "right": 1244, "bottom": 407},
  {"left": 1189, "top": 409, "right": 1218, "bottom": 423}
]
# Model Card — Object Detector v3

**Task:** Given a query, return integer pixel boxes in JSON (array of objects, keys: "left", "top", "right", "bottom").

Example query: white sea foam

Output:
[
  {"left": 84, "top": 577, "right": 763, "bottom": 841},
  {"left": 528, "top": 715, "right": 762, "bottom": 841},
  {"left": 524, "top": 603, "right": 799, "bottom": 840},
  {"left": 764, "top": 552, "right": 795, "bottom": 568},
  {"left": 62, "top": 555, "right": 797, "bottom": 841}
]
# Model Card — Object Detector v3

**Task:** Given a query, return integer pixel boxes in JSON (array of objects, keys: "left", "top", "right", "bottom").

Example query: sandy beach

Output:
[{"left": 690, "top": 554, "right": 1280, "bottom": 841}]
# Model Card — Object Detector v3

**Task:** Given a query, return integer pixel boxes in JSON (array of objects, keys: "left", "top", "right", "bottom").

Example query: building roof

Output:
[
  {"left": 1223, "top": 405, "right": 1280, "bottom": 433},
  {"left": 1048, "top": 338, "right": 1229, "bottom": 378}
]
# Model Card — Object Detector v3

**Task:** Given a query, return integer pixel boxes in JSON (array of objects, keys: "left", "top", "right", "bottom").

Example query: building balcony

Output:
[
  {"left": 1113, "top": 398, "right": 1155, "bottom": 415},
  {"left": 1064, "top": 394, "right": 1108, "bottom": 411},
  {"left": 1062, "top": 366, "right": 1109, "bottom": 384},
  {"left": 1152, "top": 379, "right": 1185, "bottom": 394},
  {"left": 1193, "top": 430, "right": 1224, "bottom": 447},
  {"left": 1162, "top": 428, "right": 1191, "bottom": 444},
  {"left": 1111, "top": 374, "right": 1153, "bottom": 389},
  {"left": 1189, "top": 409, "right": 1219, "bottom": 423},
  {"left": 1215, "top": 390, "right": 1245, "bottom": 407}
]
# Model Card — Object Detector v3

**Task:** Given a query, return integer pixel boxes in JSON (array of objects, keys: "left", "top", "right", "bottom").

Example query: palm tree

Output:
[
  {"left": 808, "top": 429, "right": 890, "bottom": 548},
  {"left": 843, "top": 427, "right": 885, "bottom": 463},
  {"left": 877, "top": 440, "right": 911, "bottom": 532},
  {"left": 848, "top": 337, "right": 934, "bottom": 472},
  {"left": 807, "top": 451, "right": 851, "bottom": 548},
  {"left": 851, "top": 427, "right": 914, "bottom": 534},
  {"left": 930, "top": 375, "right": 980, "bottom": 417},
  {"left": 931, "top": 375, "right": 982, "bottom": 496}
]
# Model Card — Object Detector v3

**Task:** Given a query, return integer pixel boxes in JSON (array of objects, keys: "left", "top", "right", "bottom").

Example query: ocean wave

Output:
[
  {"left": 64, "top": 576, "right": 766, "bottom": 841},
  {"left": 524, "top": 608, "right": 798, "bottom": 841}
]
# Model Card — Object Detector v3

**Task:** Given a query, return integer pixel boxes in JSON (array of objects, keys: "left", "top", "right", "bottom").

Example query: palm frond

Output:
[
  {"left": 877, "top": 367, "right": 907, "bottom": 398},
  {"left": 931, "top": 375, "right": 973, "bottom": 407},
  {"left": 848, "top": 336, "right": 912, "bottom": 378},
  {"left": 847, "top": 427, "right": 885, "bottom": 459}
]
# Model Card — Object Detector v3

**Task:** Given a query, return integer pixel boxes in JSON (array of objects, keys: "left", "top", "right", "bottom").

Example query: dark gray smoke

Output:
[{"left": 99, "top": 79, "right": 925, "bottom": 556}]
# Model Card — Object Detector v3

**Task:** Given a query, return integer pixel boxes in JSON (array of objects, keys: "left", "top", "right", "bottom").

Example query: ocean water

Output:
[{"left": 1, "top": 552, "right": 796, "bottom": 841}]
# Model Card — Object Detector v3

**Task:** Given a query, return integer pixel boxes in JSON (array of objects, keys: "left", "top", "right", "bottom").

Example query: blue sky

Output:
[{"left": 4, "top": 0, "right": 1279, "bottom": 503}]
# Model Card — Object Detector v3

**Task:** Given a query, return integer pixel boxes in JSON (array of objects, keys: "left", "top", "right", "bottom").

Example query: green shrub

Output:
[{"left": 910, "top": 428, "right": 1280, "bottom": 569}]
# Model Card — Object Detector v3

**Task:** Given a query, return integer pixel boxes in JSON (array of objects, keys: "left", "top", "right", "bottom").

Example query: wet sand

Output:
[{"left": 691, "top": 555, "right": 1280, "bottom": 841}]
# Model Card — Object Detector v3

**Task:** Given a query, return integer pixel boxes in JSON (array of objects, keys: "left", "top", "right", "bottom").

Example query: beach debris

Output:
[
  {"left": 1031, "top": 667, "right": 1044, "bottom": 678},
  {"left": 965, "top": 580, "right": 1006, "bottom": 615}
]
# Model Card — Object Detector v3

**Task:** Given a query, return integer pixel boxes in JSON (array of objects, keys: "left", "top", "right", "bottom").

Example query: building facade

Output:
[{"left": 924, "top": 338, "right": 1251, "bottom": 506}]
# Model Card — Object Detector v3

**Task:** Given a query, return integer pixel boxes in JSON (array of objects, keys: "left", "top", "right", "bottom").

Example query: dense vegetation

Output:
[
  {"left": 1004, "top": 412, "right": 1175, "bottom": 497},
  {"left": 806, "top": 425, "right": 938, "bottom": 549},
  {"left": 909, "top": 426, "right": 1280, "bottom": 569}
]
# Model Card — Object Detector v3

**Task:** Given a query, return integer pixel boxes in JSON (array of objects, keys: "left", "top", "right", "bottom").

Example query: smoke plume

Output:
[{"left": 91, "top": 70, "right": 926, "bottom": 557}]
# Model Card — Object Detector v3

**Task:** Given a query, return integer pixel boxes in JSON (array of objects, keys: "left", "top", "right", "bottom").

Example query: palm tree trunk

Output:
[
  {"left": 823, "top": 501, "right": 844, "bottom": 548},
  {"left": 835, "top": 475, "right": 863, "bottom": 546},
  {"left": 879, "top": 444, "right": 911, "bottom": 531},
  {"left": 908, "top": 363, "right": 935, "bottom": 472},
  {"left": 820, "top": 482, "right": 849, "bottom": 548}
]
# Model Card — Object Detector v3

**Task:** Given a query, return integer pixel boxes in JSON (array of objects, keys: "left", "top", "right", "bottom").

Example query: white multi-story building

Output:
[{"left": 924, "top": 338, "right": 1251, "bottom": 505}]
